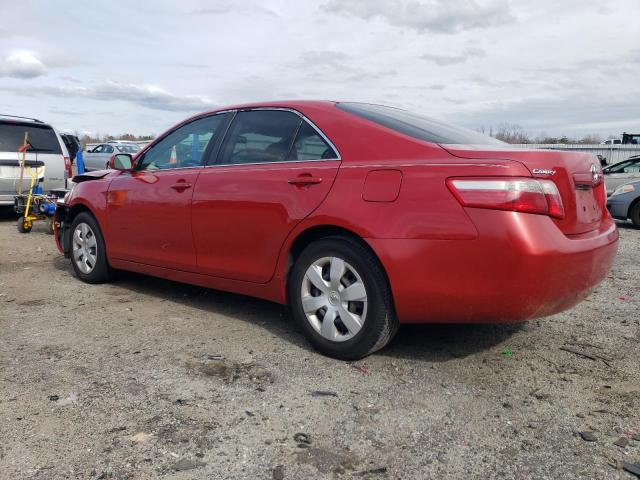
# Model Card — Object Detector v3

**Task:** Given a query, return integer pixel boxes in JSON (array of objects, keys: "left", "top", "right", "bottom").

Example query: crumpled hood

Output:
[{"left": 72, "top": 169, "right": 113, "bottom": 184}]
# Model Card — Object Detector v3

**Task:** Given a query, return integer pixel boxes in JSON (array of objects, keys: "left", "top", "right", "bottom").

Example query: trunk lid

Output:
[{"left": 441, "top": 145, "right": 606, "bottom": 235}]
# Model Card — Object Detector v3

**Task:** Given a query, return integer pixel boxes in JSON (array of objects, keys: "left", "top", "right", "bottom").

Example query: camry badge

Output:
[{"left": 532, "top": 168, "right": 556, "bottom": 175}]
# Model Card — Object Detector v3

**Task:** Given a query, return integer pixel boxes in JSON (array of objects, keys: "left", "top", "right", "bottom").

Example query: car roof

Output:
[
  {"left": 0, "top": 117, "right": 53, "bottom": 129},
  {"left": 212, "top": 100, "right": 336, "bottom": 112},
  {"left": 191, "top": 100, "right": 337, "bottom": 118},
  {"left": 0, "top": 114, "right": 46, "bottom": 124},
  {"left": 158, "top": 100, "right": 340, "bottom": 136}
]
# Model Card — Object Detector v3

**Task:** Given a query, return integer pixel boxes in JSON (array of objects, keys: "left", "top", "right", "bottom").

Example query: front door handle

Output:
[
  {"left": 170, "top": 181, "right": 192, "bottom": 191},
  {"left": 288, "top": 175, "right": 323, "bottom": 186}
]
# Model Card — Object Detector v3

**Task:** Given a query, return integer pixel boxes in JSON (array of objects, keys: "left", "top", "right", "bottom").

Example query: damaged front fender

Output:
[{"left": 53, "top": 204, "right": 71, "bottom": 257}]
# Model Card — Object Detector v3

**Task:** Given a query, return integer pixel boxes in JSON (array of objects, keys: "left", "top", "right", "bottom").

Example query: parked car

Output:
[
  {"left": 603, "top": 155, "right": 640, "bottom": 195},
  {"left": 0, "top": 114, "right": 69, "bottom": 206},
  {"left": 607, "top": 180, "right": 640, "bottom": 227},
  {"left": 84, "top": 142, "right": 140, "bottom": 171},
  {"left": 53, "top": 101, "right": 618, "bottom": 359}
]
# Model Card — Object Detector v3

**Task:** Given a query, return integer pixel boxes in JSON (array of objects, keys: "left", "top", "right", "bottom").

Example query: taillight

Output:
[
  {"left": 447, "top": 177, "right": 565, "bottom": 219},
  {"left": 63, "top": 156, "right": 72, "bottom": 177}
]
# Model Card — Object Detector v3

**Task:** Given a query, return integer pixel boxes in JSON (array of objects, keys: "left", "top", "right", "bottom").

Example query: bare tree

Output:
[{"left": 493, "top": 123, "right": 531, "bottom": 144}]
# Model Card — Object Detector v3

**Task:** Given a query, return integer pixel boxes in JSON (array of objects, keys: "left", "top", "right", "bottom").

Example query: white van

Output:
[{"left": 0, "top": 115, "right": 69, "bottom": 205}]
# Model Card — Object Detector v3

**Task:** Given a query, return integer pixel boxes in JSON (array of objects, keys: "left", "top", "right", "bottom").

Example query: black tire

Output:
[
  {"left": 17, "top": 216, "right": 32, "bottom": 233},
  {"left": 69, "top": 211, "right": 113, "bottom": 283},
  {"left": 630, "top": 202, "right": 640, "bottom": 228},
  {"left": 289, "top": 236, "right": 398, "bottom": 360}
]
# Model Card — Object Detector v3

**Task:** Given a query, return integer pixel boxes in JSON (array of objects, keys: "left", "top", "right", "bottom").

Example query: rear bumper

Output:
[
  {"left": 368, "top": 211, "right": 618, "bottom": 324},
  {"left": 0, "top": 194, "right": 15, "bottom": 206}
]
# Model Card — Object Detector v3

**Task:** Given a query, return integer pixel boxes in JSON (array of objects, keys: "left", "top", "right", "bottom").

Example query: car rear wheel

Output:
[
  {"left": 630, "top": 202, "right": 640, "bottom": 228},
  {"left": 69, "top": 212, "right": 113, "bottom": 283},
  {"left": 289, "top": 236, "right": 398, "bottom": 360}
]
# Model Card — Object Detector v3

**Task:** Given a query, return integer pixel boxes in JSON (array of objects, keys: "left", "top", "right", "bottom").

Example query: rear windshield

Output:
[
  {"left": 336, "top": 102, "right": 504, "bottom": 146},
  {"left": 0, "top": 122, "right": 62, "bottom": 154}
]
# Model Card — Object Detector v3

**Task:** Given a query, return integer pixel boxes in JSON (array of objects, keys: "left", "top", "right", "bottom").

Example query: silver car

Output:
[
  {"left": 84, "top": 142, "right": 141, "bottom": 171},
  {"left": 603, "top": 155, "right": 640, "bottom": 195},
  {"left": 606, "top": 180, "right": 640, "bottom": 227},
  {"left": 0, "top": 115, "right": 68, "bottom": 206}
]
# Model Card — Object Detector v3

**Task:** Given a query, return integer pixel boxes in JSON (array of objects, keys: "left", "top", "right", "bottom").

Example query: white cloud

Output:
[
  {"left": 0, "top": 0, "right": 638, "bottom": 136},
  {"left": 0, "top": 50, "right": 46, "bottom": 79},
  {"left": 323, "top": 0, "right": 514, "bottom": 33},
  {"left": 190, "top": 0, "right": 278, "bottom": 17},
  {"left": 421, "top": 47, "right": 486, "bottom": 65},
  {"left": 3, "top": 80, "right": 215, "bottom": 112}
]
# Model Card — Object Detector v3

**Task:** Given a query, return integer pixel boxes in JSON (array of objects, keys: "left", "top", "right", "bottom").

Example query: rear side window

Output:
[
  {"left": 219, "top": 110, "right": 302, "bottom": 165},
  {"left": 288, "top": 121, "right": 338, "bottom": 161},
  {"left": 336, "top": 102, "right": 504, "bottom": 146},
  {"left": 0, "top": 122, "right": 62, "bottom": 154}
]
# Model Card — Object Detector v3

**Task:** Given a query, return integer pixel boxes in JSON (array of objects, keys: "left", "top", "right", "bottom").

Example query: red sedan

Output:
[{"left": 54, "top": 101, "right": 618, "bottom": 359}]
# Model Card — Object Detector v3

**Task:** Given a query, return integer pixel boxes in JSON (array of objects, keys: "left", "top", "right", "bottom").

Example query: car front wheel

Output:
[
  {"left": 69, "top": 212, "right": 113, "bottom": 283},
  {"left": 289, "top": 236, "right": 398, "bottom": 360}
]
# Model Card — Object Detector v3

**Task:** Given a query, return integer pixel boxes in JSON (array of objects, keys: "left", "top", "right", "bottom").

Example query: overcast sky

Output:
[{"left": 0, "top": 0, "right": 638, "bottom": 138}]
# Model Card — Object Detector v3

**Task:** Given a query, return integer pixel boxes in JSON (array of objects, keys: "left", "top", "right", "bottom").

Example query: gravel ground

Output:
[{"left": 0, "top": 210, "right": 638, "bottom": 480}]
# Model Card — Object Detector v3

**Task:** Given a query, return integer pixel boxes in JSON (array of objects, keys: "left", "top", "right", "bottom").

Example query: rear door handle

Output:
[
  {"left": 288, "top": 175, "right": 323, "bottom": 186},
  {"left": 170, "top": 181, "right": 192, "bottom": 191}
]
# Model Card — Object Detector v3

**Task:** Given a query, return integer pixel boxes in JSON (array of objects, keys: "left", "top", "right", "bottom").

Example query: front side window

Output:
[
  {"left": 218, "top": 110, "right": 302, "bottom": 165},
  {"left": 137, "top": 114, "right": 227, "bottom": 171},
  {"left": 104, "top": 145, "right": 114, "bottom": 153},
  {"left": 623, "top": 159, "right": 640, "bottom": 173},
  {"left": 93, "top": 145, "right": 104, "bottom": 153}
]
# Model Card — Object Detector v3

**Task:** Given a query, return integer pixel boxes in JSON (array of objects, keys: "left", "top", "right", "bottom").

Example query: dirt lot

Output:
[{"left": 0, "top": 210, "right": 638, "bottom": 480}]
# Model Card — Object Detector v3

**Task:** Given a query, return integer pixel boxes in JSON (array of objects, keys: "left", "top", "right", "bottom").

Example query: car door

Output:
[
  {"left": 106, "top": 113, "right": 229, "bottom": 271},
  {"left": 84, "top": 144, "right": 104, "bottom": 171},
  {"left": 192, "top": 109, "right": 341, "bottom": 283},
  {"left": 100, "top": 145, "right": 115, "bottom": 169}
]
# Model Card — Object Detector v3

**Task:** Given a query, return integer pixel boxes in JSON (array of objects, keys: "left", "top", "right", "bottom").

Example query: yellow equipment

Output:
[{"left": 13, "top": 132, "right": 57, "bottom": 234}]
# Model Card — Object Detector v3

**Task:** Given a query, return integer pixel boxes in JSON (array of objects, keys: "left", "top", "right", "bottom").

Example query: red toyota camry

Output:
[{"left": 54, "top": 101, "right": 618, "bottom": 359}]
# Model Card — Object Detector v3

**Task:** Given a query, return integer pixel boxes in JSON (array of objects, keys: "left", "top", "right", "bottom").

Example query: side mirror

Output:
[{"left": 109, "top": 153, "right": 134, "bottom": 171}]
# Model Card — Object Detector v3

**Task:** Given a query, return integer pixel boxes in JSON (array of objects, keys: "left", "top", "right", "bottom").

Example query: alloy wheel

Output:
[
  {"left": 300, "top": 256, "right": 368, "bottom": 342},
  {"left": 72, "top": 222, "right": 98, "bottom": 274}
]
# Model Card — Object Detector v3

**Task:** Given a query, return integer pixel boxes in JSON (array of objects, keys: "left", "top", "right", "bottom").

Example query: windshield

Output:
[
  {"left": 0, "top": 122, "right": 62, "bottom": 153},
  {"left": 336, "top": 102, "right": 505, "bottom": 146},
  {"left": 606, "top": 158, "right": 640, "bottom": 173}
]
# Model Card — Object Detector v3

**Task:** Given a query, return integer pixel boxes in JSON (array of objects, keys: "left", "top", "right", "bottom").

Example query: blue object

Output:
[
  {"left": 40, "top": 202, "right": 56, "bottom": 215},
  {"left": 32, "top": 185, "right": 43, "bottom": 194},
  {"left": 76, "top": 149, "right": 85, "bottom": 174}
]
